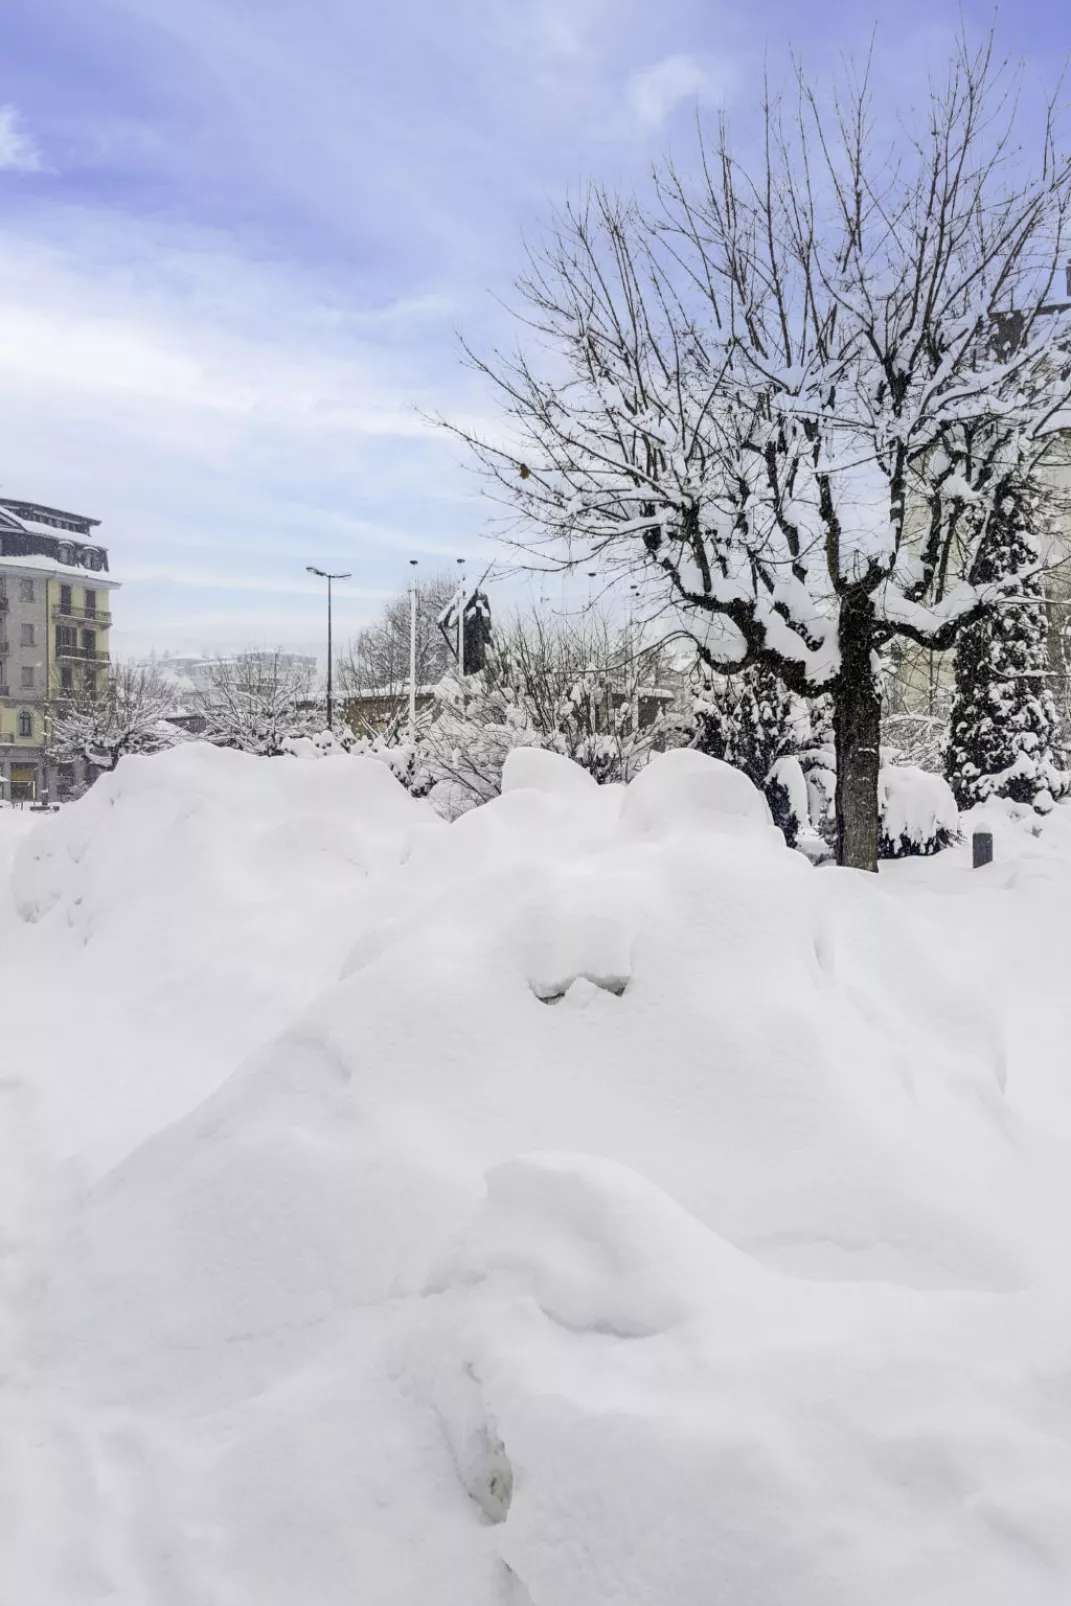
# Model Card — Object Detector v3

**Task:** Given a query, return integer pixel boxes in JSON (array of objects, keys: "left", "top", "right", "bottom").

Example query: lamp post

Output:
[
  {"left": 408, "top": 559, "right": 418, "bottom": 745},
  {"left": 306, "top": 565, "right": 351, "bottom": 730},
  {"left": 630, "top": 584, "right": 641, "bottom": 734},
  {"left": 456, "top": 557, "right": 466, "bottom": 676}
]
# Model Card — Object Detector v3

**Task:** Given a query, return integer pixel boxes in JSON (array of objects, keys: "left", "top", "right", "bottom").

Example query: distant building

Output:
[
  {"left": 0, "top": 498, "right": 120, "bottom": 802},
  {"left": 143, "top": 650, "right": 321, "bottom": 736}
]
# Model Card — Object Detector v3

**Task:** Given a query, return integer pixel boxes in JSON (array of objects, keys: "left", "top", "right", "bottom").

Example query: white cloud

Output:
[
  {"left": 0, "top": 105, "right": 42, "bottom": 172},
  {"left": 0, "top": 210, "right": 505, "bottom": 655},
  {"left": 628, "top": 54, "right": 727, "bottom": 129}
]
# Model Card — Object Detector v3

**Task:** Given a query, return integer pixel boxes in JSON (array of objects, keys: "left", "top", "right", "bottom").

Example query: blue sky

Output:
[{"left": 0, "top": 0, "right": 1063, "bottom": 658}]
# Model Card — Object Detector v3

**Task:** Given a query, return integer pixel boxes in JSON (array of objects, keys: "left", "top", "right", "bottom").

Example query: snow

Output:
[
  {"left": 0, "top": 552, "right": 118, "bottom": 584},
  {"left": 4, "top": 743, "right": 1071, "bottom": 1602}
]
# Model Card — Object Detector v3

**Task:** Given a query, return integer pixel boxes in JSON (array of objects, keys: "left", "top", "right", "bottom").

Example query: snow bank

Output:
[
  {"left": 6, "top": 742, "right": 440, "bottom": 1173},
  {"left": 423, "top": 1153, "right": 1071, "bottom": 1606},
  {"left": 5, "top": 747, "right": 1071, "bottom": 1603}
]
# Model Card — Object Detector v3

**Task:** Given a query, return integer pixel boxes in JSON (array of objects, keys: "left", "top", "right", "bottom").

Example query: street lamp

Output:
[
  {"left": 456, "top": 556, "right": 466, "bottom": 676},
  {"left": 306, "top": 565, "right": 351, "bottom": 730},
  {"left": 408, "top": 559, "right": 418, "bottom": 745}
]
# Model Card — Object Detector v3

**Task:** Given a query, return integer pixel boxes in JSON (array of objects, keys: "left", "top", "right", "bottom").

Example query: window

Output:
[
  {"left": 58, "top": 545, "right": 73, "bottom": 566},
  {"left": 82, "top": 629, "right": 96, "bottom": 656},
  {"left": 83, "top": 589, "right": 96, "bottom": 618},
  {"left": 84, "top": 670, "right": 97, "bottom": 696},
  {"left": 18, "top": 579, "right": 33, "bottom": 603},
  {"left": 20, "top": 666, "right": 34, "bottom": 689},
  {"left": 17, "top": 711, "right": 31, "bottom": 738},
  {"left": 60, "top": 666, "right": 73, "bottom": 692},
  {"left": 59, "top": 584, "right": 72, "bottom": 614},
  {"left": 20, "top": 623, "right": 34, "bottom": 647},
  {"left": 56, "top": 625, "right": 76, "bottom": 651}
]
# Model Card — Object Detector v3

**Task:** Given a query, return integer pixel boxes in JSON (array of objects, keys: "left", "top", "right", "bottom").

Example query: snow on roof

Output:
[
  {"left": 0, "top": 554, "right": 120, "bottom": 586},
  {"left": 347, "top": 684, "right": 439, "bottom": 699},
  {"left": 0, "top": 497, "right": 99, "bottom": 530},
  {"left": 9, "top": 517, "right": 101, "bottom": 543}
]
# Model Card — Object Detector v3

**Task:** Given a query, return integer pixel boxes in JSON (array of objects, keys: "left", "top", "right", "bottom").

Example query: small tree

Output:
[
  {"left": 197, "top": 651, "right": 320, "bottom": 755},
  {"left": 338, "top": 575, "right": 457, "bottom": 705},
  {"left": 946, "top": 478, "right": 1070, "bottom": 811},
  {"left": 47, "top": 663, "right": 182, "bottom": 779}
]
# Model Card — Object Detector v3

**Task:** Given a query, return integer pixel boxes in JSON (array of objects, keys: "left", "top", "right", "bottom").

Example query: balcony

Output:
[
  {"left": 52, "top": 604, "right": 111, "bottom": 626},
  {"left": 54, "top": 645, "right": 108, "bottom": 663}
]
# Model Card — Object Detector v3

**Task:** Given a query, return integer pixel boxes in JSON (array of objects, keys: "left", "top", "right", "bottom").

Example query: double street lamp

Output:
[{"left": 306, "top": 565, "right": 351, "bottom": 730}]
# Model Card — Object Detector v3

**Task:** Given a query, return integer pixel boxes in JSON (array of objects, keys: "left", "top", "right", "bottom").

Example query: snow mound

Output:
[
  {"left": 422, "top": 1155, "right": 1071, "bottom": 1606},
  {"left": 619, "top": 747, "right": 778, "bottom": 843},
  {"left": 428, "top": 1152, "right": 765, "bottom": 1336},
  {"left": 6, "top": 743, "right": 441, "bottom": 1174},
  {"left": 6, "top": 745, "right": 1071, "bottom": 1604},
  {"left": 501, "top": 745, "right": 599, "bottom": 799}
]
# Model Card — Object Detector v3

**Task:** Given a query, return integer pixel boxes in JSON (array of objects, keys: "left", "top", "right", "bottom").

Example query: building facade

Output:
[{"left": 0, "top": 498, "right": 120, "bottom": 802}]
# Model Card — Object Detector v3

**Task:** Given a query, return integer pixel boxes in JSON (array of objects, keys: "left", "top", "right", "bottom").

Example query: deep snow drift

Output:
[{"left": 3, "top": 742, "right": 1071, "bottom": 1604}]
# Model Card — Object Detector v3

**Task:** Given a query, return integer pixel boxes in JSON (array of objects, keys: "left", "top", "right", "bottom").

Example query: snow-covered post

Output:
[
  {"left": 408, "top": 559, "right": 418, "bottom": 746},
  {"left": 973, "top": 830, "right": 994, "bottom": 867}
]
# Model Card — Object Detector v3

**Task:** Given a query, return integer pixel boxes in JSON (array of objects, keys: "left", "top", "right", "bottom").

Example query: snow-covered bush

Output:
[
  {"left": 693, "top": 668, "right": 833, "bottom": 849},
  {"left": 413, "top": 613, "right": 670, "bottom": 818},
  {"left": 47, "top": 663, "right": 185, "bottom": 779},
  {"left": 197, "top": 651, "right": 323, "bottom": 756},
  {"left": 878, "top": 765, "right": 959, "bottom": 859}
]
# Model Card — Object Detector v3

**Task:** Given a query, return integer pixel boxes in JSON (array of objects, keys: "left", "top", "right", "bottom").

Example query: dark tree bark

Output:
[{"left": 834, "top": 593, "right": 882, "bottom": 872}]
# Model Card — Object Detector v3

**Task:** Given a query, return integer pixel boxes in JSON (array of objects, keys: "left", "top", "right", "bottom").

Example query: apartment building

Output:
[{"left": 0, "top": 498, "right": 120, "bottom": 802}]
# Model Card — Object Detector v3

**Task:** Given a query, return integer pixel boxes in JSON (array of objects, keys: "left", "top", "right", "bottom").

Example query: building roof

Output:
[
  {"left": 0, "top": 499, "right": 113, "bottom": 581},
  {"left": 0, "top": 498, "right": 100, "bottom": 533}
]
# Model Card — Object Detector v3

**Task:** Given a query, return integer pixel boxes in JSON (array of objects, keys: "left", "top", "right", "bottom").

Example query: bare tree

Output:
[
  {"left": 47, "top": 662, "right": 182, "bottom": 777},
  {"left": 197, "top": 651, "right": 320, "bottom": 755},
  {"left": 337, "top": 575, "right": 457, "bottom": 707},
  {"left": 445, "top": 34, "right": 1071, "bottom": 868}
]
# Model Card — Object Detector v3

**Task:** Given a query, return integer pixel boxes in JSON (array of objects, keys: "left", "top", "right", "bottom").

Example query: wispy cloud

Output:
[
  {"left": 0, "top": 104, "right": 41, "bottom": 171},
  {"left": 628, "top": 54, "right": 729, "bottom": 129}
]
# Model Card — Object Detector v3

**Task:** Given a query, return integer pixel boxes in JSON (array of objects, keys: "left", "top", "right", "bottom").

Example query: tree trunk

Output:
[{"left": 833, "top": 593, "right": 881, "bottom": 872}]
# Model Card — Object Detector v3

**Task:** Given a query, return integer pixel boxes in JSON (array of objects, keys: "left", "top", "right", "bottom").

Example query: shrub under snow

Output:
[{"left": 878, "top": 764, "right": 960, "bottom": 859}]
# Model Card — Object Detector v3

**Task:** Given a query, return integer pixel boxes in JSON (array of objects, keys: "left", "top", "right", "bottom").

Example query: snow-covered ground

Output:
[{"left": 3, "top": 742, "right": 1071, "bottom": 1604}]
